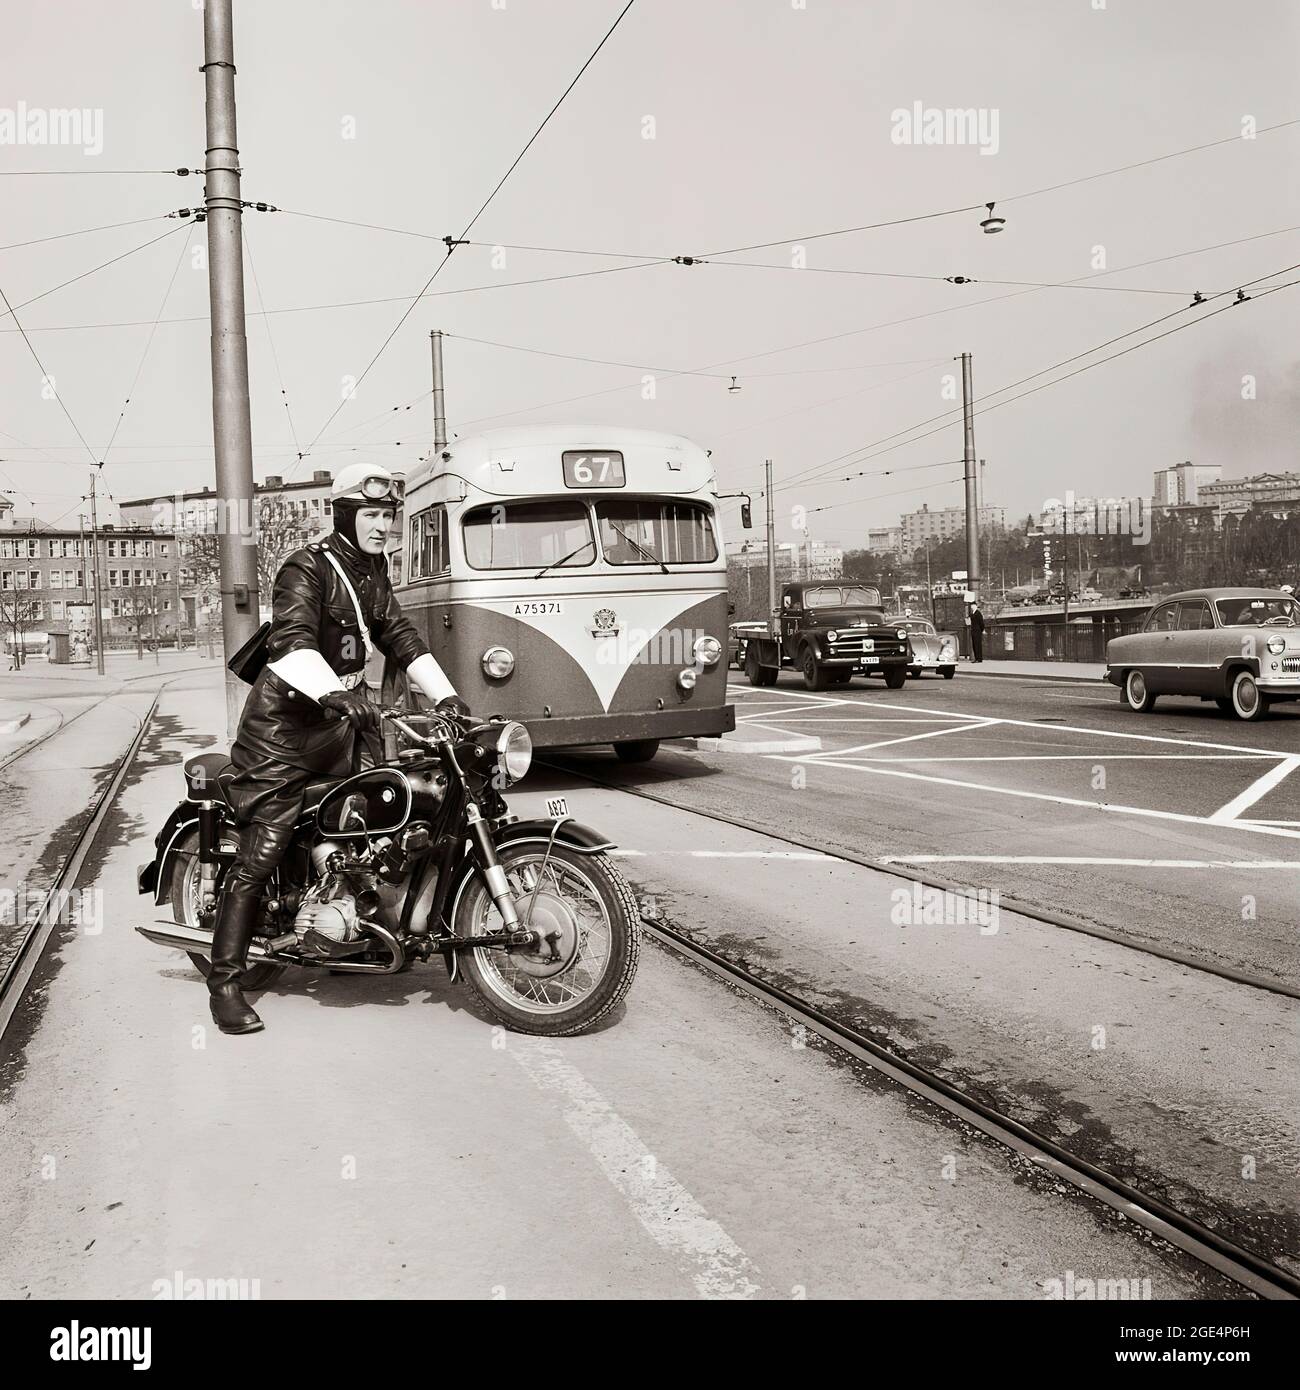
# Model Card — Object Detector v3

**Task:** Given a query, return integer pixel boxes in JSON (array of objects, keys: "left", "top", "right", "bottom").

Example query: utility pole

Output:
[
  {"left": 431, "top": 329, "right": 448, "bottom": 456},
  {"left": 203, "top": 0, "right": 259, "bottom": 737},
  {"left": 960, "top": 352, "right": 981, "bottom": 595},
  {"left": 87, "top": 470, "right": 106, "bottom": 675},
  {"left": 764, "top": 459, "right": 777, "bottom": 631}
]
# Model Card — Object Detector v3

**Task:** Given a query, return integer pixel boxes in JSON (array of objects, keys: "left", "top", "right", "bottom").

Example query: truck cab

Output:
[{"left": 743, "top": 581, "right": 912, "bottom": 690}]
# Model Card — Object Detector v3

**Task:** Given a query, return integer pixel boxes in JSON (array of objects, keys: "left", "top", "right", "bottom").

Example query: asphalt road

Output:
[
  {"left": 548, "top": 669, "right": 1300, "bottom": 990},
  {"left": 0, "top": 671, "right": 1253, "bottom": 1299}
]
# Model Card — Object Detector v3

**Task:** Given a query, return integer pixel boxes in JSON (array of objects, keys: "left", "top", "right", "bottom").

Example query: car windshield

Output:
[
  {"left": 803, "top": 585, "right": 881, "bottom": 608},
  {"left": 902, "top": 621, "right": 936, "bottom": 635},
  {"left": 1215, "top": 596, "right": 1299, "bottom": 627},
  {"left": 594, "top": 499, "right": 717, "bottom": 565},
  {"left": 463, "top": 499, "right": 595, "bottom": 570}
]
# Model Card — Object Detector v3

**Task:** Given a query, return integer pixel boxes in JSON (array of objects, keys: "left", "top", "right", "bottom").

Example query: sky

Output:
[{"left": 1, "top": 0, "right": 1297, "bottom": 552}]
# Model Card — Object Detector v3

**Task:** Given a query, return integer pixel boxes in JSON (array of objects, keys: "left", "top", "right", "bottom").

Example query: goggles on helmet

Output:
[{"left": 340, "top": 474, "right": 404, "bottom": 504}]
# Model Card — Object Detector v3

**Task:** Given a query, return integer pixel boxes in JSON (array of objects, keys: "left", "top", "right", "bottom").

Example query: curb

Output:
[
  {"left": 686, "top": 732, "right": 823, "bottom": 754},
  {"left": 961, "top": 668, "right": 1106, "bottom": 685}
]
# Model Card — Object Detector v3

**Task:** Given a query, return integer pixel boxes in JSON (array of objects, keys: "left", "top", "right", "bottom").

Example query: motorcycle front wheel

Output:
[{"left": 453, "top": 843, "right": 640, "bottom": 1036}]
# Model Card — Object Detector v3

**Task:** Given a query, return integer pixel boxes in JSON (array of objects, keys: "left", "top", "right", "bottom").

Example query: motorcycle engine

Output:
[{"left": 293, "top": 882, "right": 361, "bottom": 944}]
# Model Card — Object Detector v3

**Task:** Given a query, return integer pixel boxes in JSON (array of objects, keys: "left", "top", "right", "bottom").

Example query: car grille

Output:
[{"left": 1282, "top": 657, "right": 1300, "bottom": 674}]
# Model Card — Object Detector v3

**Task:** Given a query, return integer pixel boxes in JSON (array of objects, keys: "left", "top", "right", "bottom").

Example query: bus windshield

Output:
[
  {"left": 463, "top": 499, "right": 596, "bottom": 571},
  {"left": 595, "top": 499, "right": 717, "bottom": 565}
]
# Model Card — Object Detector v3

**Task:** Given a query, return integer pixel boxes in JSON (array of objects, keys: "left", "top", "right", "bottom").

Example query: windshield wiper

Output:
[
  {"left": 534, "top": 542, "right": 594, "bottom": 580},
  {"left": 607, "top": 523, "right": 669, "bottom": 573}
]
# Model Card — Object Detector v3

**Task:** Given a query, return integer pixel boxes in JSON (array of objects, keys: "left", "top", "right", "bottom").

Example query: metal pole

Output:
[
  {"left": 431, "top": 329, "right": 447, "bottom": 456},
  {"left": 960, "top": 353, "right": 980, "bottom": 594},
  {"left": 203, "top": 0, "right": 259, "bottom": 738},
  {"left": 88, "top": 471, "right": 106, "bottom": 675},
  {"left": 764, "top": 459, "right": 777, "bottom": 629}
]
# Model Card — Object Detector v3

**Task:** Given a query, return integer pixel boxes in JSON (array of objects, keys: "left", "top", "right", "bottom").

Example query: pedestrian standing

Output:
[{"left": 968, "top": 598, "right": 986, "bottom": 663}]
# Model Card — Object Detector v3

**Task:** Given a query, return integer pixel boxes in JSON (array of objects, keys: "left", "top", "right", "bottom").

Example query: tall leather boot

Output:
[
  {"left": 208, "top": 888, "right": 264, "bottom": 1034},
  {"left": 207, "top": 820, "right": 292, "bottom": 1034}
]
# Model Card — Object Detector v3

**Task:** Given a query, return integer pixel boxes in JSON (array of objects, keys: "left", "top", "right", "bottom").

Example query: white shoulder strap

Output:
[{"left": 318, "top": 546, "right": 375, "bottom": 659}]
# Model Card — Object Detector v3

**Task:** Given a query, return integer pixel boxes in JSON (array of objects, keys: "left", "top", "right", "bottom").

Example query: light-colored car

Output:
[
  {"left": 1104, "top": 587, "right": 1300, "bottom": 721},
  {"left": 896, "top": 617, "right": 958, "bottom": 679}
]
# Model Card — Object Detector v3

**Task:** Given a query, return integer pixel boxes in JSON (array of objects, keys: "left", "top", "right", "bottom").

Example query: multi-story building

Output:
[
  {"left": 865, "top": 526, "right": 903, "bottom": 556},
  {"left": 900, "top": 503, "right": 1005, "bottom": 553},
  {"left": 1195, "top": 470, "right": 1300, "bottom": 520},
  {"left": 1152, "top": 461, "right": 1222, "bottom": 507},
  {"left": 117, "top": 468, "right": 337, "bottom": 533},
  {"left": 726, "top": 539, "right": 843, "bottom": 581},
  {"left": 0, "top": 497, "right": 187, "bottom": 640}
]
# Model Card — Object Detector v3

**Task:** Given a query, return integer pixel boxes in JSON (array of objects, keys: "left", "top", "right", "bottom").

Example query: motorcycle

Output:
[{"left": 135, "top": 707, "right": 640, "bottom": 1035}]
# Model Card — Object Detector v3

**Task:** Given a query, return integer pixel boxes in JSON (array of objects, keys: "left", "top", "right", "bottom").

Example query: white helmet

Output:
[{"left": 330, "top": 463, "right": 403, "bottom": 507}]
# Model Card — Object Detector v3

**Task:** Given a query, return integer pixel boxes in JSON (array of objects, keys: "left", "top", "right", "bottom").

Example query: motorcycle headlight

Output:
[
  {"left": 495, "top": 721, "right": 532, "bottom": 783},
  {"left": 1266, "top": 635, "right": 1286, "bottom": 655},
  {"left": 692, "top": 634, "right": 722, "bottom": 667},
  {"left": 482, "top": 645, "right": 515, "bottom": 679}
]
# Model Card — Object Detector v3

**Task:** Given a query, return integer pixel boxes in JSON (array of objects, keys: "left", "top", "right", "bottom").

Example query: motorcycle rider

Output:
[{"left": 208, "top": 463, "right": 465, "bottom": 1036}]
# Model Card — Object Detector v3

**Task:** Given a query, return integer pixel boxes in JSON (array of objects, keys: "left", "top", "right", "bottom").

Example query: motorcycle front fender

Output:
[{"left": 491, "top": 818, "right": 615, "bottom": 855}]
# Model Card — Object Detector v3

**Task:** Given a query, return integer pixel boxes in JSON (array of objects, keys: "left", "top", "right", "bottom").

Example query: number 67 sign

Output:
[{"left": 562, "top": 450, "right": 626, "bottom": 489}]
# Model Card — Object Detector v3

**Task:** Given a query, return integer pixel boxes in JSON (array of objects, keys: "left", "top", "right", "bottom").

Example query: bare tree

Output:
[
  {"left": 0, "top": 590, "right": 41, "bottom": 669},
  {"left": 178, "top": 496, "right": 317, "bottom": 624}
]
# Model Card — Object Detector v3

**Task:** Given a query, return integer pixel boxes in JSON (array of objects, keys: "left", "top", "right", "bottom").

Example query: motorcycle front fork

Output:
[{"left": 463, "top": 804, "right": 524, "bottom": 931}]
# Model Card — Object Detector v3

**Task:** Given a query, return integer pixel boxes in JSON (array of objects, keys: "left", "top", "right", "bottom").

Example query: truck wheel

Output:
[
  {"left": 613, "top": 739, "right": 659, "bottom": 763},
  {"left": 884, "top": 667, "right": 907, "bottom": 689},
  {"left": 745, "top": 647, "right": 777, "bottom": 687},
  {"left": 801, "top": 647, "right": 830, "bottom": 691}
]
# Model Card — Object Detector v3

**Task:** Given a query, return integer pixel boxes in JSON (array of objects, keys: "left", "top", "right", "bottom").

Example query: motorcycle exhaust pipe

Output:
[{"left": 134, "top": 922, "right": 290, "bottom": 958}]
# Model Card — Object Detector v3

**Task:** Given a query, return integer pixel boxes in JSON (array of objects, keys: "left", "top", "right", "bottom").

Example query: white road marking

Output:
[
  {"left": 798, "top": 695, "right": 1300, "bottom": 759},
  {"left": 827, "top": 721, "right": 995, "bottom": 756},
  {"left": 860, "top": 753, "right": 1274, "bottom": 763},
  {"left": 610, "top": 848, "right": 833, "bottom": 860},
  {"left": 881, "top": 854, "right": 1300, "bottom": 869},
  {"left": 1209, "top": 755, "right": 1300, "bottom": 824},
  {"left": 772, "top": 755, "right": 1300, "bottom": 841},
  {"left": 509, "top": 1039, "right": 761, "bottom": 1299}
]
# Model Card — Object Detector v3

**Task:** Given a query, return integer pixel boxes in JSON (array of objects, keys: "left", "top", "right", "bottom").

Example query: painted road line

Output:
[
  {"left": 847, "top": 697, "right": 1300, "bottom": 760},
  {"left": 859, "top": 753, "right": 1275, "bottom": 763},
  {"left": 1209, "top": 755, "right": 1300, "bottom": 824},
  {"left": 509, "top": 1038, "right": 761, "bottom": 1299},
  {"left": 610, "top": 848, "right": 834, "bottom": 860},
  {"left": 824, "top": 720, "right": 996, "bottom": 757},
  {"left": 773, "top": 755, "right": 1300, "bottom": 842},
  {"left": 881, "top": 854, "right": 1300, "bottom": 869}
]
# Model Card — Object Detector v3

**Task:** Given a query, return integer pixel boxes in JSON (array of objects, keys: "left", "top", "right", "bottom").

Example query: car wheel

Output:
[
  {"left": 1122, "top": 669, "right": 1156, "bottom": 712},
  {"left": 940, "top": 666, "right": 956, "bottom": 680},
  {"left": 1229, "top": 670, "right": 1270, "bottom": 722}
]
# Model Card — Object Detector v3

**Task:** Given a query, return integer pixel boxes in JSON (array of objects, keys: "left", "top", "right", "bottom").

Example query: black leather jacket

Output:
[{"left": 234, "top": 534, "right": 430, "bottom": 774}]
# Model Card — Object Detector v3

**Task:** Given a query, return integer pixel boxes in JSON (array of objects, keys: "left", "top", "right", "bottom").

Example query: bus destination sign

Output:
[{"left": 562, "top": 450, "right": 626, "bottom": 489}]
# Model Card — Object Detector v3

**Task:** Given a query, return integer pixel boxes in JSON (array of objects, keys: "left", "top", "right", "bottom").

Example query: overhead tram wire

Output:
[
  {"left": 0, "top": 286, "right": 100, "bottom": 470},
  {"left": 244, "top": 229, "right": 304, "bottom": 463},
  {"left": 0, "top": 222, "right": 191, "bottom": 322},
  {"left": 98, "top": 233, "right": 193, "bottom": 467},
  {"left": 754, "top": 256, "right": 1300, "bottom": 497},
  {"left": 0, "top": 214, "right": 177, "bottom": 254},
  {"left": 294, "top": 0, "right": 641, "bottom": 471}
]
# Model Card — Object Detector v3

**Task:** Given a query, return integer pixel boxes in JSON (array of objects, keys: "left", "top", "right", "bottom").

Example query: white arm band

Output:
[
  {"left": 266, "top": 648, "right": 347, "bottom": 703},
  {"left": 406, "top": 651, "right": 457, "bottom": 704}
]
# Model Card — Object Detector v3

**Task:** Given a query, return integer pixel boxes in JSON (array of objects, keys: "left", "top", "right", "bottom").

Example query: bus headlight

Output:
[
  {"left": 693, "top": 635, "right": 722, "bottom": 667},
  {"left": 482, "top": 645, "right": 515, "bottom": 679},
  {"left": 495, "top": 721, "right": 533, "bottom": 783},
  {"left": 677, "top": 668, "right": 698, "bottom": 691}
]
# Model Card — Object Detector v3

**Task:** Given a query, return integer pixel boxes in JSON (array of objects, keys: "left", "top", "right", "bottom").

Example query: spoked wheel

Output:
[
  {"left": 170, "top": 829, "right": 284, "bottom": 991},
  {"left": 452, "top": 843, "right": 640, "bottom": 1036}
]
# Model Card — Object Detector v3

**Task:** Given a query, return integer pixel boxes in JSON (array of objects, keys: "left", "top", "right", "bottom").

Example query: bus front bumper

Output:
[{"left": 525, "top": 704, "right": 736, "bottom": 749}]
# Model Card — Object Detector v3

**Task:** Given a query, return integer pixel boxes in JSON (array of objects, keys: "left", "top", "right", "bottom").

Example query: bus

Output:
[{"left": 383, "top": 425, "right": 736, "bottom": 762}]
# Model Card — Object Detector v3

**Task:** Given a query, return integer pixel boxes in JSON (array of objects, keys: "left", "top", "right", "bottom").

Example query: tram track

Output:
[
  {"left": 539, "top": 755, "right": 1300, "bottom": 1001},
  {"left": 639, "top": 909, "right": 1299, "bottom": 1300},
  {"left": 0, "top": 686, "right": 166, "bottom": 1045}
]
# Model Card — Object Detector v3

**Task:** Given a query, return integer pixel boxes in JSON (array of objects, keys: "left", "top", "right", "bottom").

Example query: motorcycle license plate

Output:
[{"left": 546, "top": 796, "right": 570, "bottom": 818}]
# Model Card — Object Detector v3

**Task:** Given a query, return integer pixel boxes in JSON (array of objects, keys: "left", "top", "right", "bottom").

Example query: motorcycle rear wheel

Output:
[
  {"left": 171, "top": 829, "right": 285, "bottom": 991},
  {"left": 453, "top": 843, "right": 640, "bottom": 1036}
]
